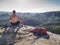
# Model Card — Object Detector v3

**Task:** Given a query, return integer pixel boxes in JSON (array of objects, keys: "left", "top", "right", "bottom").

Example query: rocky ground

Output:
[{"left": 0, "top": 26, "right": 60, "bottom": 45}]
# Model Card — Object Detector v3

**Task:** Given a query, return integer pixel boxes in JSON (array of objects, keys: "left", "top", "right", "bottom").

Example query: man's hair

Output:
[{"left": 13, "top": 10, "right": 16, "bottom": 13}]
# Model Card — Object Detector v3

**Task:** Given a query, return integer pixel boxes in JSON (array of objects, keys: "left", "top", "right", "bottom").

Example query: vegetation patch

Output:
[{"left": 44, "top": 26, "right": 60, "bottom": 35}]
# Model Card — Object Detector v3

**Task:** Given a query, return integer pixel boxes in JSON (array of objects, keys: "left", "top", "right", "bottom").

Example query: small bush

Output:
[{"left": 44, "top": 26, "right": 60, "bottom": 35}]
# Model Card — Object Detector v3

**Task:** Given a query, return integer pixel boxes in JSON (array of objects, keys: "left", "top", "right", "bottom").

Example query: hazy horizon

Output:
[{"left": 0, "top": 0, "right": 60, "bottom": 13}]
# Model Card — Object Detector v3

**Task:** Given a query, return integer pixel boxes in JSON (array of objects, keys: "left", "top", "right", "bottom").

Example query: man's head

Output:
[{"left": 12, "top": 10, "right": 16, "bottom": 15}]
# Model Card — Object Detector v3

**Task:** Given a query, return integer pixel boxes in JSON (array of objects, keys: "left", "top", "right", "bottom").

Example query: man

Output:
[{"left": 9, "top": 10, "right": 24, "bottom": 26}]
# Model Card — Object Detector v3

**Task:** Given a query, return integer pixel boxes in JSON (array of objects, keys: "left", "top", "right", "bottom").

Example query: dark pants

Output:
[{"left": 10, "top": 21, "right": 20, "bottom": 26}]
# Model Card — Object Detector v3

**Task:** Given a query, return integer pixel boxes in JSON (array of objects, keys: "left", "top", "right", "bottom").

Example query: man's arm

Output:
[
  {"left": 18, "top": 16, "right": 24, "bottom": 23},
  {"left": 8, "top": 16, "right": 12, "bottom": 22}
]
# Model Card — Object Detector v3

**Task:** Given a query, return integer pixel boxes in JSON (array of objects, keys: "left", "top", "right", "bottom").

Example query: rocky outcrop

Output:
[
  {"left": 14, "top": 26, "right": 60, "bottom": 45},
  {"left": 0, "top": 26, "right": 60, "bottom": 45}
]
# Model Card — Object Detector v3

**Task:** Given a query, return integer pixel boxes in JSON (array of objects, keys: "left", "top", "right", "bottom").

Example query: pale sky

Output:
[{"left": 0, "top": 0, "right": 60, "bottom": 13}]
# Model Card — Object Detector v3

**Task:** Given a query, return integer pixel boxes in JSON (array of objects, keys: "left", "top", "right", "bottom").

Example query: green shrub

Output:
[{"left": 44, "top": 26, "right": 60, "bottom": 35}]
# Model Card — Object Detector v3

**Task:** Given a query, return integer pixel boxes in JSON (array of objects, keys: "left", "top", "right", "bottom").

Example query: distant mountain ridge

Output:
[{"left": 0, "top": 11, "right": 60, "bottom": 26}]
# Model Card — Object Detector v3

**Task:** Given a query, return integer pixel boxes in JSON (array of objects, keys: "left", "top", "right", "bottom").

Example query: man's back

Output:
[
  {"left": 9, "top": 10, "right": 20, "bottom": 25},
  {"left": 10, "top": 15, "right": 19, "bottom": 23}
]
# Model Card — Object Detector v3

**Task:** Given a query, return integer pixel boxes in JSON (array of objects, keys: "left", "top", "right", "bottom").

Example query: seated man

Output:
[{"left": 9, "top": 10, "right": 24, "bottom": 26}]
